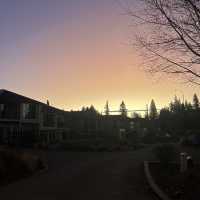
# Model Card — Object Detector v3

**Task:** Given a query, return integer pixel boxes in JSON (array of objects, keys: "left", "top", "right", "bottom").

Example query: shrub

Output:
[
  {"left": 153, "top": 144, "right": 177, "bottom": 166},
  {"left": 0, "top": 149, "right": 46, "bottom": 184}
]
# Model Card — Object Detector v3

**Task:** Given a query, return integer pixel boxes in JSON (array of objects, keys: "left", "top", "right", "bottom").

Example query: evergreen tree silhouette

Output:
[
  {"left": 132, "top": 112, "right": 141, "bottom": 119},
  {"left": 170, "top": 96, "right": 182, "bottom": 113},
  {"left": 149, "top": 99, "right": 158, "bottom": 119},
  {"left": 81, "top": 107, "right": 86, "bottom": 112},
  {"left": 104, "top": 101, "right": 110, "bottom": 115},
  {"left": 144, "top": 104, "right": 149, "bottom": 119},
  {"left": 120, "top": 101, "right": 127, "bottom": 117},
  {"left": 185, "top": 101, "right": 193, "bottom": 111},
  {"left": 193, "top": 93, "right": 199, "bottom": 110}
]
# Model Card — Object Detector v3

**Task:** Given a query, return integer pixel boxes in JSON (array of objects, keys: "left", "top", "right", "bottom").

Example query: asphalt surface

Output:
[{"left": 0, "top": 148, "right": 156, "bottom": 200}]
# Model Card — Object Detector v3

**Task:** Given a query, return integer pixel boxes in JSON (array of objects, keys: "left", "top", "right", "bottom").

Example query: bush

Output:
[
  {"left": 0, "top": 149, "right": 46, "bottom": 185},
  {"left": 153, "top": 144, "right": 177, "bottom": 166}
]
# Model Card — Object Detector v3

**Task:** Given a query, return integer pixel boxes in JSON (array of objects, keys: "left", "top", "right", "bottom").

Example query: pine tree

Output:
[
  {"left": 193, "top": 93, "right": 199, "bottom": 110},
  {"left": 149, "top": 99, "right": 158, "bottom": 119},
  {"left": 132, "top": 112, "right": 141, "bottom": 119},
  {"left": 144, "top": 104, "right": 149, "bottom": 119},
  {"left": 185, "top": 100, "right": 193, "bottom": 111},
  {"left": 89, "top": 105, "right": 97, "bottom": 114},
  {"left": 81, "top": 107, "right": 86, "bottom": 112},
  {"left": 104, "top": 101, "right": 110, "bottom": 115},
  {"left": 120, "top": 101, "right": 127, "bottom": 117},
  {"left": 170, "top": 96, "right": 182, "bottom": 113}
]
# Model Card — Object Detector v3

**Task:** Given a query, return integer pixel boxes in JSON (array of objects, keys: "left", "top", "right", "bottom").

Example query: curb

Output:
[{"left": 144, "top": 161, "right": 171, "bottom": 200}]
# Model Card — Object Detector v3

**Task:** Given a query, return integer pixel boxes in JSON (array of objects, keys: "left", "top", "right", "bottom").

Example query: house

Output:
[
  {"left": 0, "top": 89, "right": 136, "bottom": 147},
  {"left": 0, "top": 89, "right": 69, "bottom": 146}
]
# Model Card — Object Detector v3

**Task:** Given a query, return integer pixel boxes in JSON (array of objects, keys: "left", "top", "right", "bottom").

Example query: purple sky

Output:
[{"left": 0, "top": 0, "right": 198, "bottom": 112}]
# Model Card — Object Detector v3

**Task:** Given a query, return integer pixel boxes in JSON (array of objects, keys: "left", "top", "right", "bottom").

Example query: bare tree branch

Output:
[{"left": 130, "top": 0, "right": 200, "bottom": 84}]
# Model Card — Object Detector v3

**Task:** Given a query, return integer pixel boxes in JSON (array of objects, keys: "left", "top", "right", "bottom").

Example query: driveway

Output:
[{"left": 0, "top": 148, "right": 156, "bottom": 200}]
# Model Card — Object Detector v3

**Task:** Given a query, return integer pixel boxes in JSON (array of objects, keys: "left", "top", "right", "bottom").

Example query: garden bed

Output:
[{"left": 149, "top": 162, "right": 200, "bottom": 200}]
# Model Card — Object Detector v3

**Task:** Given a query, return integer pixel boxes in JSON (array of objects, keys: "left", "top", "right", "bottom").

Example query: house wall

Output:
[{"left": 0, "top": 94, "right": 69, "bottom": 146}]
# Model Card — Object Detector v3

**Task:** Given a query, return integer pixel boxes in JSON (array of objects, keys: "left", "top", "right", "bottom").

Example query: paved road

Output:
[{"left": 0, "top": 148, "right": 156, "bottom": 200}]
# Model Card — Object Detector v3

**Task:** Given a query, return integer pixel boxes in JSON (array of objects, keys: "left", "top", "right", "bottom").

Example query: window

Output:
[
  {"left": 43, "top": 107, "right": 55, "bottom": 127},
  {"left": 22, "top": 103, "right": 36, "bottom": 119},
  {"left": 0, "top": 104, "right": 5, "bottom": 118},
  {"left": 57, "top": 115, "right": 65, "bottom": 128}
]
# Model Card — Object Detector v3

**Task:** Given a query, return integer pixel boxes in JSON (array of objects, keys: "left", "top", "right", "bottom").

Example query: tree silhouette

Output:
[
  {"left": 159, "top": 107, "right": 171, "bottom": 132},
  {"left": 149, "top": 99, "right": 158, "bottom": 119},
  {"left": 185, "top": 100, "right": 193, "bottom": 111},
  {"left": 132, "top": 112, "right": 141, "bottom": 119},
  {"left": 157, "top": 94, "right": 200, "bottom": 135},
  {"left": 120, "top": 101, "right": 127, "bottom": 117},
  {"left": 170, "top": 96, "right": 182, "bottom": 113},
  {"left": 130, "top": 0, "right": 200, "bottom": 85},
  {"left": 145, "top": 104, "right": 149, "bottom": 119},
  {"left": 89, "top": 105, "right": 99, "bottom": 115},
  {"left": 193, "top": 93, "right": 199, "bottom": 110},
  {"left": 104, "top": 101, "right": 110, "bottom": 115},
  {"left": 81, "top": 107, "right": 86, "bottom": 112}
]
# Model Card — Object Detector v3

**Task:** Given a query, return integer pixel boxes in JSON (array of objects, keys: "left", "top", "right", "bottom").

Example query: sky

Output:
[{"left": 0, "top": 0, "right": 199, "bottom": 113}]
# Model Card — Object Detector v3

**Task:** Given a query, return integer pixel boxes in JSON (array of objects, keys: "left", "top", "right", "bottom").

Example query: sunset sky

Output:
[{"left": 0, "top": 0, "right": 199, "bottom": 113}]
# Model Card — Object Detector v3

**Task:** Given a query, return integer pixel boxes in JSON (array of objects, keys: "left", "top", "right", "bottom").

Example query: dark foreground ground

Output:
[{"left": 0, "top": 148, "right": 156, "bottom": 200}]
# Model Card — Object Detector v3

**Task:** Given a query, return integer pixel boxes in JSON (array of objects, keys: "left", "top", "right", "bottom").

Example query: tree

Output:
[
  {"left": 132, "top": 112, "right": 141, "bottom": 119},
  {"left": 193, "top": 93, "right": 199, "bottom": 109},
  {"left": 89, "top": 105, "right": 98, "bottom": 115},
  {"left": 104, "top": 101, "right": 110, "bottom": 115},
  {"left": 144, "top": 104, "right": 149, "bottom": 119},
  {"left": 120, "top": 101, "right": 127, "bottom": 117},
  {"left": 82, "top": 105, "right": 99, "bottom": 115},
  {"left": 81, "top": 106, "right": 86, "bottom": 112},
  {"left": 159, "top": 107, "right": 171, "bottom": 131},
  {"left": 185, "top": 100, "right": 193, "bottom": 111},
  {"left": 149, "top": 99, "right": 158, "bottom": 119},
  {"left": 170, "top": 96, "right": 182, "bottom": 113},
  {"left": 130, "top": 0, "right": 200, "bottom": 85}
]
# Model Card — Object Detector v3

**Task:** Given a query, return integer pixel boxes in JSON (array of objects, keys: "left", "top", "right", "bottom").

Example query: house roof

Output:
[{"left": 0, "top": 89, "right": 65, "bottom": 112}]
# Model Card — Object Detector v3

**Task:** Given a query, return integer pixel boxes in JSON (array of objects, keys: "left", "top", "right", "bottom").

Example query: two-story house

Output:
[{"left": 0, "top": 89, "right": 69, "bottom": 146}]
